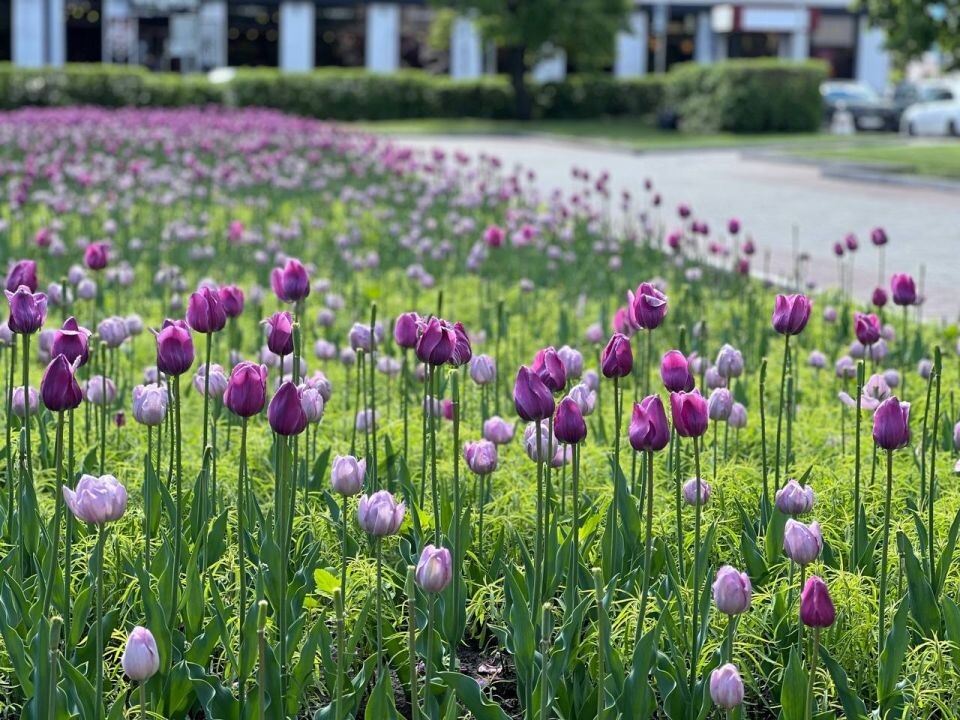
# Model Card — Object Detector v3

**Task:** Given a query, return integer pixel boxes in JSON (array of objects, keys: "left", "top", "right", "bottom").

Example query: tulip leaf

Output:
[
  {"left": 820, "top": 647, "right": 868, "bottom": 720},
  {"left": 878, "top": 600, "right": 909, "bottom": 713},
  {"left": 897, "top": 531, "right": 941, "bottom": 636},
  {"left": 364, "top": 669, "right": 400, "bottom": 720},
  {"left": 779, "top": 647, "right": 807, "bottom": 720},
  {"left": 438, "top": 671, "right": 511, "bottom": 720}
]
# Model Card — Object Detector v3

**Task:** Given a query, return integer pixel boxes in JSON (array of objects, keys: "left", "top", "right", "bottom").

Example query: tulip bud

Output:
[
  {"left": 872, "top": 287, "right": 888, "bottom": 308},
  {"left": 415, "top": 544, "right": 452, "bottom": 593},
  {"left": 224, "top": 362, "right": 268, "bottom": 418},
  {"left": 12, "top": 386, "right": 38, "bottom": 418},
  {"left": 357, "top": 490, "right": 405, "bottom": 536},
  {"left": 63, "top": 473, "right": 127, "bottom": 524},
  {"left": 707, "top": 388, "right": 733, "bottom": 422},
  {"left": 469, "top": 354, "right": 496, "bottom": 385},
  {"left": 83, "top": 241, "right": 109, "bottom": 271},
  {"left": 660, "top": 350, "right": 692, "bottom": 393},
  {"left": 513, "top": 366, "right": 555, "bottom": 422},
  {"left": 567, "top": 383, "right": 597, "bottom": 416},
  {"left": 728, "top": 402, "right": 747, "bottom": 429},
  {"left": 464, "top": 439, "right": 498, "bottom": 475},
  {"left": 449, "top": 321, "right": 472, "bottom": 367},
  {"left": 771, "top": 294, "right": 812, "bottom": 336},
  {"left": 532, "top": 346, "right": 567, "bottom": 393},
  {"left": 557, "top": 345, "right": 583, "bottom": 379},
  {"left": 193, "top": 363, "right": 228, "bottom": 399},
  {"left": 709, "top": 664, "right": 744, "bottom": 710},
  {"left": 683, "top": 477, "right": 710, "bottom": 506},
  {"left": 121, "top": 626, "right": 160, "bottom": 681},
  {"left": 300, "top": 385, "right": 325, "bottom": 423},
  {"left": 264, "top": 311, "right": 294, "bottom": 357},
  {"left": 271, "top": 258, "right": 310, "bottom": 303},
  {"left": 5, "top": 286, "right": 47, "bottom": 334},
  {"left": 187, "top": 287, "right": 227, "bottom": 334},
  {"left": 671, "top": 390, "right": 709, "bottom": 438},
  {"left": 132, "top": 384, "right": 168, "bottom": 426},
  {"left": 218, "top": 285, "right": 245, "bottom": 319},
  {"left": 629, "top": 395, "right": 670, "bottom": 452},
  {"left": 154, "top": 319, "right": 194, "bottom": 376},
  {"left": 41, "top": 355, "right": 83, "bottom": 412},
  {"left": 775, "top": 479, "right": 815, "bottom": 515},
  {"left": 783, "top": 519, "right": 822, "bottom": 565},
  {"left": 890, "top": 273, "right": 916, "bottom": 306},
  {"left": 5, "top": 259, "right": 37, "bottom": 293},
  {"left": 872, "top": 396, "right": 910, "bottom": 451},
  {"left": 712, "top": 565, "right": 752, "bottom": 615},
  {"left": 393, "top": 311, "right": 420, "bottom": 349},
  {"left": 416, "top": 317, "right": 455, "bottom": 366},
  {"left": 601, "top": 333, "right": 633, "bottom": 379},
  {"left": 629, "top": 281, "right": 668, "bottom": 330},
  {"left": 268, "top": 381, "right": 307, "bottom": 436},
  {"left": 799, "top": 575, "right": 835, "bottom": 627},
  {"left": 554, "top": 397, "right": 587, "bottom": 444},
  {"left": 330, "top": 455, "right": 366, "bottom": 496},
  {"left": 482, "top": 416, "right": 515, "bottom": 445},
  {"left": 715, "top": 344, "right": 743, "bottom": 379},
  {"left": 854, "top": 312, "right": 881, "bottom": 346},
  {"left": 84, "top": 375, "right": 116, "bottom": 406}
]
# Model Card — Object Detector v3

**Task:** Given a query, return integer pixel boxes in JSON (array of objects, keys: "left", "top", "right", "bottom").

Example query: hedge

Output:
[{"left": 0, "top": 60, "right": 826, "bottom": 132}]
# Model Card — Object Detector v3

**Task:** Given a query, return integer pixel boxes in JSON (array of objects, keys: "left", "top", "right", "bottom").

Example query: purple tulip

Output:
[
  {"left": 132, "top": 384, "right": 168, "bottom": 426},
  {"left": 12, "top": 386, "right": 38, "bottom": 418},
  {"left": 854, "top": 312, "right": 881, "bottom": 346},
  {"left": 264, "top": 311, "right": 294, "bottom": 357},
  {"left": 670, "top": 390, "right": 709, "bottom": 438},
  {"left": 449, "top": 321, "right": 473, "bottom": 367},
  {"left": 483, "top": 416, "right": 515, "bottom": 445},
  {"left": 154, "top": 319, "right": 194, "bottom": 376},
  {"left": 715, "top": 344, "right": 744, "bottom": 379},
  {"left": 187, "top": 286, "right": 227, "bottom": 334},
  {"left": 567, "top": 383, "right": 597, "bottom": 416},
  {"left": 122, "top": 626, "right": 160, "bottom": 681},
  {"left": 83, "top": 241, "right": 109, "bottom": 271},
  {"left": 660, "top": 350, "right": 692, "bottom": 393},
  {"left": 799, "top": 575, "right": 835, "bottom": 627},
  {"left": 707, "top": 388, "right": 733, "bottom": 422},
  {"left": 464, "top": 439, "right": 498, "bottom": 474},
  {"left": 890, "top": 273, "right": 916, "bottom": 306},
  {"left": 629, "top": 281, "right": 668, "bottom": 330},
  {"left": 415, "top": 544, "right": 452, "bottom": 593},
  {"left": 727, "top": 218, "right": 741, "bottom": 235},
  {"left": 533, "top": 346, "right": 567, "bottom": 393},
  {"left": 98, "top": 316, "right": 128, "bottom": 349},
  {"left": 845, "top": 232, "right": 858, "bottom": 251},
  {"left": 469, "top": 354, "right": 496, "bottom": 385},
  {"left": 514, "top": 366, "right": 555, "bottom": 422},
  {"left": 953, "top": 421, "right": 960, "bottom": 451},
  {"left": 872, "top": 287, "right": 888, "bottom": 308},
  {"left": 728, "top": 402, "right": 747, "bottom": 429},
  {"left": 683, "top": 477, "right": 711, "bottom": 506},
  {"left": 393, "top": 311, "right": 420, "bottom": 349},
  {"left": 267, "top": 381, "right": 307, "bottom": 436},
  {"left": 601, "top": 333, "right": 633, "bottom": 379},
  {"left": 357, "top": 490, "right": 405, "bottom": 536},
  {"left": 84, "top": 375, "right": 116, "bottom": 406},
  {"left": 557, "top": 345, "right": 583, "bottom": 379},
  {"left": 331, "top": 455, "right": 366, "bottom": 496},
  {"left": 193, "top": 363, "right": 228, "bottom": 399},
  {"left": 40, "top": 354, "right": 83, "bottom": 412},
  {"left": 63, "top": 473, "right": 127, "bottom": 524},
  {"left": 775, "top": 479, "right": 815, "bottom": 515},
  {"left": 871, "top": 227, "right": 888, "bottom": 246},
  {"left": 416, "top": 317, "right": 455, "bottom": 366},
  {"left": 629, "top": 395, "right": 670, "bottom": 452},
  {"left": 5, "top": 286, "right": 47, "bottom": 334},
  {"left": 554, "top": 397, "right": 587, "bottom": 444},
  {"left": 218, "top": 285, "right": 245, "bottom": 318},
  {"left": 712, "top": 565, "right": 752, "bottom": 615},
  {"left": 224, "top": 362, "right": 268, "bottom": 418},
  {"left": 51, "top": 316, "right": 90, "bottom": 366},
  {"left": 271, "top": 258, "right": 311, "bottom": 303},
  {"left": 771, "top": 294, "right": 811, "bottom": 336},
  {"left": 872, "top": 396, "right": 910, "bottom": 450},
  {"left": 6, "top": 259, "right": 37, "bottom": 293},
  {"left": 783, "top": 519, "right": 822, "bottom": 565},
  {"left": 710, "top": 664, "right": 744, "bottom": 709}
]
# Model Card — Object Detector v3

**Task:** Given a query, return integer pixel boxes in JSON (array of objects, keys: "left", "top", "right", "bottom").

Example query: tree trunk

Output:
[{"left": 507, "top": 44, "right": 531, "bottom": 121}]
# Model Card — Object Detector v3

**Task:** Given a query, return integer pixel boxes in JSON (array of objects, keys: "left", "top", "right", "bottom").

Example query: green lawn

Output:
[
  {"left": 801, "top": 142, "right": 960, "bottom": 180},
  {"left": 352, "top": 117, "right": 844, "bottom": 151}
]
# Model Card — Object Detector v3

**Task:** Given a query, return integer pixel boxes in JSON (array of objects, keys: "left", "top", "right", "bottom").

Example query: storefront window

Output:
[
  {"left": 228, "top": 3, "right": 279, "bottom": 66},
  {"left": 67, "top": 0, "right": 104, "bottom": 62}
]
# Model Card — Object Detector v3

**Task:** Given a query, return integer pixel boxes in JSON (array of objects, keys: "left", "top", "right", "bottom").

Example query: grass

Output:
[{"left": 801, "top": 141, "right": 960, "bottom": 180}]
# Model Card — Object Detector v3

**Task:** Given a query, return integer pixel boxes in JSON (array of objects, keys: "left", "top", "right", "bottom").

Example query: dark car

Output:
[{"left": 820, "top": 81, "right": 898, "bottom": 132}]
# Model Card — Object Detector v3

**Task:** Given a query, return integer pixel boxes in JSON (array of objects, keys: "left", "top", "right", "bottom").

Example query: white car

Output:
[{"left": 900, "top": 81, "right": 960, "bottom": 136}]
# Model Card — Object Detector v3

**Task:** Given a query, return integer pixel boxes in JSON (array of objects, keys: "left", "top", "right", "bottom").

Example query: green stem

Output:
[
  {"left": 405, "top": 568, "right": 420, "bottom": 720},
  {"left": 257, "top": 600, "right": 267, "bottom": 720},
  {"left": 94, "top": 524, "right": 106, "bottom": 720},
  {"left": 806, "top": 627, "right": 821, "bottom": 720},
  {"left": 139, "top": 682, "right": 147, "bottom": 720},
  {"left": 930, "top": 349, "right": 941, "bottom": 586},
  {"left": 774, "top": 334, "right": 790, "bottom": 490},
  {"left": 40, "top": 411, "right": 65, "bottom": 618},
  {"left": 567, "top": 443, "right": 580, "bottom": 615},
  {"left": 539, "top": 602, "right": 552, "bottom": 720},
  {"left": 237, "top": 418, "right": 248, "bottom": 718},
  {"left": 593, "top": 568, "right": 606, "bottom": 718},
  {"left": 878, "top": 449, "right": 893, "bottom": 658},
  {"left": 689, "top": 436, "right": 703, "bottom": 715},
  {"left": 638, "top": 450, "right": 654, "bottom": 633},
  {"left": 853, "top": 361, "right": 864, "bottom": 565},
  {"left": 334, "top": 588, "right": 346, "bottom": 720},
  {"left": 48, "top": 616, "right": 61, "bottom": 720}
]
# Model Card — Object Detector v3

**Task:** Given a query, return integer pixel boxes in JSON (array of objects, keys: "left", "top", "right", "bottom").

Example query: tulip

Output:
[
  {"left": 50, "top": 317, "right": 88, "bottom": 367},
  {"left": 393, "top": 311, "right": 420, "bottom": 349},
  {"left": 268, "top": 381, "right": 307, "bottom": 436},
  {"left": 415, "top": 544, "right": 453, "bottom": 593},
  {"left": 554, "top": 397, "right": 586, "bottom": 444},
  {"left": 707, "top": 388, "right": 733, "bottom": 422},
  {"left": 629, "top": 281, "right": 668, "bottom": 330},
  {"left": 872, "top": 396, "right": 910, "bottom": 450},
  {"left": 567, "top": 383, "right": 596, "bottom": 416},
  {"left": 776, "top": 479, "right": 815, "bottom": 515},
  {"left": 533, "top": 346, "right": 567, "bottom": 393},
  {"left": 483, "top": 416, "right": 515, "bottom": 445},
  {"left": 264, "top": 311, "right": 294, "bottom": 357},
  {"left": 300, "top": 385, "right": 325, "bottom": 423},
  {"left": 114, "top": 411, "right": 125, "bottom": 428},
  {"left": 193, "top": 363, "right": 228, "bottom": 399},
  {"left": 464, "top": 439, "right": 498, "bottom": 474},
  {"left": 953, "top": 421, "right": 960, "bottom": 451},
  {"left": 330, "top": 455, "right": 366, "bottom": 496},
  {"left": 154, "top": 319, "right": 194, "bottom": 376},
  {"left": 682, "top": 476, "right": 711, "bottom": 506},
  {"left": 224, "top": 362, "right": 268, "bottom": 417},
  {"left": 121, "top": 626, "right": 160, "bottom": 681},
  {"left": 584, "top": 323, "right": 604, "bottom": 344},
  {"left": 132, "top": 384, "right": 168, "bottom": 426},
  {"left": 783, "top": 519, "right": 822, "bottom": 565},
  {"left": 356, "top": 408, "right": 380, "bottom": 431},
  {"left": 557, "top": 345, "right": 583, "bottom": 379},
  {"left": 728, "top": 402, "right": 747, "bottom": 429},
  {"left": 854, "top": 312, "right": 881, "bottom": 346},
  {"left": 348, "top": 322, "right": 378, "bottom": 353},
  {"left": 83, "top": 241, "right": 109, "bottom": 271},
  {"left": 799, "top": 575, "right": 835, "bottom": 627},
  {"left": 449, "top": 321, "right": 472, "bottom": 367},
  {"left": 6, "top": 259, "right": 37, "bottom": 293},
  {"left": 98, "top": 316, "right": 128, "bottom": 349},
  {"left": 712, "top": 565, "right": 752, "bottom": 615},
  {"left": 660, "top": 350, "right": 692, "bottom": 392},
  {"left": 416, "top": 317, "right": 455, "bottom": 366},
  {"left": 715, "top": 344, "right": 743, "bottom": 379},
  {"left": 835, "top": 355, "right": 856, "bottom": 379},
  {"left": 709, "top": 664, "right": 744, "bottom": 710},
  {"left": 629, "top": 395, "right": 670, "bottom": 452},
  {"left": 671, "top": 390, "right": 709, "bottom": 438},
  {"left": 808, "top": 350, "right": 826, "bottom": 370},
  {"left": 187, "top": 287, "right": 227, "bottom": 334},
  {"left": 872, "top": 287, "right": 888, "bottom": 308},
  {"left": 271, "top": 258, "right": 311, "bottom": 303},
  {"left": 771, "top": 294, "right": 811, "bottom": 336},
  {"left": 357, "top": 490, "right": 405, "bottom": 536},
  {"left": 63, "top": 473, "right": 127, "bottom": 524},
  {"left": 218, "top": 285, "right": 245, "bottom": 318},
  {"left": 469, "top": 354, "right": 496, "bottom": 385},
  {"left": 12, "top": 386, "right": 38, "bottom": 418},
  {"left": 40, "top": 355, "right": 83, "bottom": 412},
  {"left": 514, "top": 366, "right": 555, "bottom": 422},
  {"left": 601, "top": 333, "right": 633, "bottom": 378},
  {"left": 704, "top": 366, "right": 726, "bottom": 390},
  {"left": 890, "top": 273, "right": 916, "bottom": 306},
  {"left": 84, "top": 376, "right": 116, "bottom": 406},
  {"left": 5, "top": 286, "right": 47, "bottom": 334}
]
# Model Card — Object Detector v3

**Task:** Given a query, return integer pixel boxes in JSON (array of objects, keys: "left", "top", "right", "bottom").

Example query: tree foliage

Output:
[{"left": 860, "top": 0, "right": 960, "bottom": 68}]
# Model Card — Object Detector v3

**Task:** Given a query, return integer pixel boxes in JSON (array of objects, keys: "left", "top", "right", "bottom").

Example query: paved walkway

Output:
[{"left": 394, "top": 134, "right": 960, "bottom": 320}]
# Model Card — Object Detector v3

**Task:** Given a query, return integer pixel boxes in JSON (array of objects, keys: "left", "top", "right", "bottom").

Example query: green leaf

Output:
[
  {"left": 878, "top": 601, "right": 909, "bottom": 714},
  {"left": 364, "top": 670, "right": 400, "bottom": 720},
  {"left": 897, "top": 531, "right": 941, "bottom": 636},
  {"left": 313, "top": 568, "right": 339, "bottom": 596},
  {"left": 779, "top": 647, "right": 807, "bottom": 720},
  {"left": 820, "top": 647, "right": 868, "bottom": 720},
  {"left": 439, "top": 671, "right": 511, "bottom": 720}
]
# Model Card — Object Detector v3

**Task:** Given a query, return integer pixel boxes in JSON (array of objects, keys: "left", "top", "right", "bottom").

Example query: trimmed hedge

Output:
[{"left": 0, "top": 60, "right": 825, "bottom": 132}]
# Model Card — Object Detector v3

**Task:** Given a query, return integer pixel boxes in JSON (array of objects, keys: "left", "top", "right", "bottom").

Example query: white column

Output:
[
  {"left": 450, "top": 15, "right": 482, "bottom": 79},
  {"left": 49, "top": 0, "right": 65, "bottom": 65},
  {"left": 280, "top": 1, "right": 316, "bottom": 72},
  {"left": 102, "top": 0, "right": 135, "bottom": 64},
  {"left": 531, "top": 45, "right": 566, "bottom": 82},
  {"left": 855, "top": 16, "right": 890, "bottom": 93},
  {"left": 199, "top": 0, "right": 228, "bottom": 69},
  {"left": 694, "top": 11, "right": 713, "bottom": 64},
  {"left": 12, "top": 0, "right": 45, "bottom": 66},
  {"left": 652, "top": 3, "right": 668, "bottom": 73},
  {"left": 365, "top": 2, "right": 400, "bottom": 73},
  {"left": 615, "top": 11, "right": 648, "bottom": 77},
  {"left": 791, "top": 28, "right": 809, "bottom": 60}
]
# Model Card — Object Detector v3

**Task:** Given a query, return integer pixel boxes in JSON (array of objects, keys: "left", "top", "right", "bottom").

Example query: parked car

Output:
[
  {"left": 820, "top": 81, "right": 897, "bottom": 132},
  {"left": 899, "top": 81, "right": 960, "bottom": 136}
]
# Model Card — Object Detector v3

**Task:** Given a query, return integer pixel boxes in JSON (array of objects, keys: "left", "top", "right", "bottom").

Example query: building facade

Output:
[{"left": 1, "top": 0, "right": 890, "bottom": 90}]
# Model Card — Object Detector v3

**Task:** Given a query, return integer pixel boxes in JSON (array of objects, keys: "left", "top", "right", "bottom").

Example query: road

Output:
[{"left": 392, "top": 134, "right": 960, "bottom": 321}]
